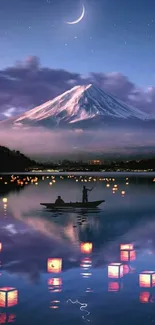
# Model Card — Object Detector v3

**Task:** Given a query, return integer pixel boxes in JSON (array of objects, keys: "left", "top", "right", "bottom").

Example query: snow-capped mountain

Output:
[{"left": 1, "top": 84, "right": 155, "bottom": 129}]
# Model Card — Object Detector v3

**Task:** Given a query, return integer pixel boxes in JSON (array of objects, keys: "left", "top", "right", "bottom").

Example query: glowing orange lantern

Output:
[
  {"left": 0, "top": 288, "right": 18, "bottom": 307},
  {"left": 120, "top": 250, "right": 136, "bottom": 262},
  {"left": 80, "top": 243, "right": 93, "bottom": 254},
  {"left": 120, "top": 244, "right": 134, "bottom": 250},
  {"left": 0, "top": 243, "right": 2, "bottom": 252},
  {"left": 108, "top": 263, "right": 124, "bottom": 278},
  {"left": 108, "top": 281, "right": 122, "bottom": 292},
  {"left": 139, "top": 292, "right": 150, "bottom": 303},
  {"left": 47, "top": 258, "right": 62, "bottom": 273},
  {"left": 139, "top": 271, "right": 155, "bottom": 288}
]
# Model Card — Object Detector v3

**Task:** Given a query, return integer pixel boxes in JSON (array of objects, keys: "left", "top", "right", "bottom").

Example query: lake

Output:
[{"left": 0, "top": 174, "right": 155, "bottom": 325}]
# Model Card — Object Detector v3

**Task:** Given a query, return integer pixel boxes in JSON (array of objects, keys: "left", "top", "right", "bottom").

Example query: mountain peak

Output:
[{"left": 0, "top": 83, "right": 154, "bottom": 129}]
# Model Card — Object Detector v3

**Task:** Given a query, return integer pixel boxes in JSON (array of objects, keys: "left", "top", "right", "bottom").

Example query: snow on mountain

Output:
[{"left": 1, "top": 84, "right": 154, "bottom": 128}]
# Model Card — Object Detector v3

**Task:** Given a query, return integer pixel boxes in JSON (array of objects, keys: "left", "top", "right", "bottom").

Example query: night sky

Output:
[
  {"left": 0, "top": 0, "right": 155, "bottom": 86},
  {"left": 1, "top": 0, "right": 155, "bottom": 158}
]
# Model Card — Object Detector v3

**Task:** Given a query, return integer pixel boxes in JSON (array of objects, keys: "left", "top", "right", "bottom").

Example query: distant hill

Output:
[{"left": 0, "top": 146, "right": 36, "bottom": 172}]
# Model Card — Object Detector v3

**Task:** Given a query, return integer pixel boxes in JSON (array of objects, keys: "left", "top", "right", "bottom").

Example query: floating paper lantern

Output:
[
  {"left": 0, "top": 288, "right": 18, "bottom": 307},
  {"left": 120, "top": 250, "right": 136, "bottom": 262},
  {"left": 0, "top": 243, "right": 2, "bottom": 252},
  {"left": 80, "top": 243, "right": 93, "bottom": 254},
  {"left": 108, "top": 263, "right": 124, "bottom": 278},
  {"left": 139, "top": 271, "right": 155, "bottom": 288},
  {"left": 139, "top": 292, "right": 150, "bottom": 303},
  {"left": 47, "top": 258, "right": 62, "bottom": 273},
  {"left": 120, "top": 244, "right": 134, "bottom": 250},
  {"left": 108, "top": 281, "right": 122, "bottom": 292}
]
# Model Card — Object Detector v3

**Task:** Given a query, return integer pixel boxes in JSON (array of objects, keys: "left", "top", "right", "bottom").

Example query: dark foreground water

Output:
[{"left": 0, "top": 174, "right": 155, "bottom": 324}]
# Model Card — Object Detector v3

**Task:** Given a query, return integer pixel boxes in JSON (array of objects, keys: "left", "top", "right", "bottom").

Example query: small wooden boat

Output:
[{"left": 40, "top": 200, "right": 105, "bottom": 209}]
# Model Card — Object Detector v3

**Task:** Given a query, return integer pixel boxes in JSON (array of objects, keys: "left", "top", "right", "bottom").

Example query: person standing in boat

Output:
[{"left": 82, "top": 186, "right": 93, "bottom": 203}]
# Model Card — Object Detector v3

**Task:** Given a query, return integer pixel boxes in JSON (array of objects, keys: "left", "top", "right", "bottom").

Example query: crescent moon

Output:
[{"left": 66, "top": 5, "right": 85, "bottom": 25}]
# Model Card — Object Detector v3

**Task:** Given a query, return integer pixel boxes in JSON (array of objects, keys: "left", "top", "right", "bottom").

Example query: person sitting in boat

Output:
[
  {"left": 55, "top": 196, "right": 65, "bottom": 205},
  {"left": 82, "top": 186, "right": 93, "bottom": 203}
]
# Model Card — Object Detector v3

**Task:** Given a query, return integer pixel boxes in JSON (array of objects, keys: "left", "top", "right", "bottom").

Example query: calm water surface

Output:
[{"left": 0, "top": 174, "right": 155, "bottom": 324}]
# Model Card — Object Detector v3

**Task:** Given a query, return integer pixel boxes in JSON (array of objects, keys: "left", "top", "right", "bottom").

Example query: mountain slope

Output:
[{"left": 1, "top": 84, "right": 154, "bottom": 129}]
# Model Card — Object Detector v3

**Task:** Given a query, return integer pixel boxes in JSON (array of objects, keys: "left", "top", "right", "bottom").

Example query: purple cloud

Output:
[{"left": 0, "top": 56, "right": 155, "bottom": 120}]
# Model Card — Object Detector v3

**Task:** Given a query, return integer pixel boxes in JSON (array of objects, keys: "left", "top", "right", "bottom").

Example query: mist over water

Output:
[{"left": 0, "top": 126, "right": 155, "bottom": 160}]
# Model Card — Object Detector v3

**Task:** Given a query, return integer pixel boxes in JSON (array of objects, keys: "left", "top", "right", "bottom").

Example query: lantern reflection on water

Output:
[
  {"left": 139, "top": 292, "right": 151, "bottom": 303},
  {"left": 108, "top": 263, "right": 124, "bottom": 278},
  {"left": 120, "top": 250, "right": 136, "bottom": 262},
  {"left": 0, "top": 313, "right": 16, "bottom": 323},
  {"left": 139, "top": 271, "right": 155, "bottom": 288},
  {"left": 50, "top": 300, "right": 60, "bottom": 309},
  {"left": 80, "top": 243, "right": 93, "bottom": 254},
  {"left": 47, "top": 258, "right": 62, "bottom": 273},
  {"left": 48, "top": 278, "right": 62, "bottom": 292},
  {"left": 108, "top": 281, "right": 122, "bottom": 292},
  {"left": 80, "top": 258, "right": 92, "bottom": 269},
  {"left": 123, "top": 264, "right": 130, "bottom": 275},
  {"left": 0, "top": 288, "right": 18, "bottom": 307}
]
